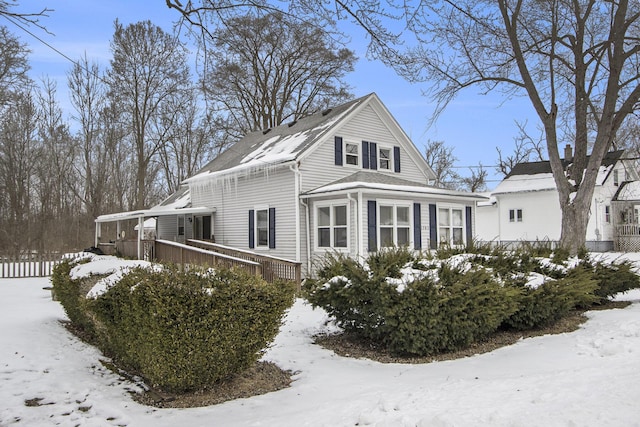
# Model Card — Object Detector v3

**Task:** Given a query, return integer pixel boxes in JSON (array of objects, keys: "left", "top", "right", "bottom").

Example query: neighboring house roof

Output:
[
  {"left": 303, "top": 170, "right": 487, "bottom": 201},
  {"left": 492, "top": 150, "right": 625, "bottom": 195},
  {"left": 613, "top": 181, "right": 640, "bottom": 201},
  {"left": 184, "top": 93, "right": 435, "bottom": 184}
]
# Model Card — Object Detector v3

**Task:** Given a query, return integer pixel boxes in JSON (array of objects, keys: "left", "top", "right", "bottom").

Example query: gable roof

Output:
[
  {"left": 493, "top": 150, "right": 625, "bottom": 195},
  {"left": 613, "top": 180, "right": 640, "bottom": 201},
  {"left": 184, "top": 93, "right": 434, "bottom": 184},
  {"left": 184, "top": 94, "right": 369, "bottom": 183}
]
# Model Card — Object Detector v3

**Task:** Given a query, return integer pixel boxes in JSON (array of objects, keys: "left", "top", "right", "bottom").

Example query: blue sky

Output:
[{"left": 10, "top": 0, "right": 539, "bottom": 189}]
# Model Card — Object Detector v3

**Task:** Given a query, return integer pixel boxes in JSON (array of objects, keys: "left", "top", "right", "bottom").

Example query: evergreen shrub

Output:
[
  {"left": 51, "top": 258, "right": 96, "bottom": 336},
  {"left": 90, "top": 266, "right": 295, "bottom": 392}
]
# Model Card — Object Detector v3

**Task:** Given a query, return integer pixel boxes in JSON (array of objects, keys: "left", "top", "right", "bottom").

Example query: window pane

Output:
[
  {"left": 397, "top": 206, "right": 410, "bottom": 225},
  {"left": 258, "top": 229, "right": 268, "bottom": 246},
  {"left": 257, "top": 210, "right": 268, "bottom": 246},
  {"left": 346, "top": 143, "right": 358, "bottom": 154},
  {"left": 380, "top": 206, "right": 394, "bottom": 225},
  {"left": 452, "top": 228, "right": 463, "bottom": 245},
  {"left": 334, "top": 205, "right": 347, "bottom": 226},
  {"left": 452, "top": 209, "right": 463, "bottom": 226},
  {"left": 334, "top": 227, "right": 347, "bottom": 247},
  {"left": 380, "top": 228, "right": 394, "bottom": 247},
  {"left": 346, "top": 143, "right": 358, "bottom": 165},
  {"left": 318, "top": 228, "right": 330, "bottom": 247},
  {"left": 257, "top": 210, "right": 268, "bottom": 227},
  {"left": 318, "top": 207, "right": 330, "bottom": 227},
  {"left": 439, "top": 208, "right": 450, "bottom": 226},
  {"left": 509, "top": 209, "right": 515, "bottom": 222},
  {"left": 397, "top": 227, "right": 410, "bottom": 246},
  {"left": 439, "top": 227, "right": 450, "bottom": 244},
  {"left": 517, "top": 209, "right": 523, "bottom": 222},
  {"left": 379, "top": 148, "right": 390, "bottom": 169}
]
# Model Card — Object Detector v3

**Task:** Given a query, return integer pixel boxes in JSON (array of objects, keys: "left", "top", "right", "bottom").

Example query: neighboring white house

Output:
[
  {"left": 96, "top": 93, "right": 485, "bottom": 276},
  {"left": 476, "top": 148, "right": 638, "bottom": 251}
]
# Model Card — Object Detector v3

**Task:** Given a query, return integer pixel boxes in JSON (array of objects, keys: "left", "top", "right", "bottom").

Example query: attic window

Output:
[{"left": 345, "top": 143, "right": 359, "bottom": 165}]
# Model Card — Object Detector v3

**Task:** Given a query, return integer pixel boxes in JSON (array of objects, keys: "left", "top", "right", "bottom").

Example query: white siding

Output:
[
  {"left": 207, "top": 167, "right": 298, "bottom": 261},
  {"left": 300, "top": 104, "right": 429, "bottom": 192}
]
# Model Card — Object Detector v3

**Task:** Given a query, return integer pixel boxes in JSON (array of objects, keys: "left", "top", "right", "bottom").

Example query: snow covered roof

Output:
[
  {"left": 492, "top": 150, "right": 624, "bottom": 195},
  {"left": 96, "top": 187, "right": 214, "bottom": 223},
  {"left": 184, "top": 94, "right": 371, "bottom": 183},
  {"left": 302, "top": 170, "right": 487, "bottom": 200}
]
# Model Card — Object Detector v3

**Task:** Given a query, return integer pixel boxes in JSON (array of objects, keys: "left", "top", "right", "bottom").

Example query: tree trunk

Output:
[{"left": 558, "top": 198, "right": 590, "bottom": 254}]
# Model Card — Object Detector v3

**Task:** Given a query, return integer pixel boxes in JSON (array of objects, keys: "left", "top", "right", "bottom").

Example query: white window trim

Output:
[
  {"left": 437, "top": 205, "right": 466, "bottom": 246},
  {"left": 377, "top": 199, "right": 413, "bottom": 248},
  {"left": 378, "top": 145, "right": 393, "bottom": 171},
  {"left": 343, "top": 141, "right": 360, "bottom": 168},
  {"left": 254, "top": 205, "right": 270, "bottom": 249},
  {"left": 508, "top": 208, "right": 523, "bottom": 223},
  {"left": 314, "top": 201, "right": 350, "bottom": 251}
]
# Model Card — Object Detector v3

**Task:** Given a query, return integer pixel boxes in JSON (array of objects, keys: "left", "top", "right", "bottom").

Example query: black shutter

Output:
[
  {"left": 413, "top": 203, "right": 422, "bottom": 250},
  {"left": 334, "top": 136, "right": 343, "bottom": 166},
  {"left": 465, "top": 206, "right": 472, "bottom": 246},
  {"left": 367, "top": 200, "right": 377, "bottom": 252},
  {"left": 370, "top": 142, "right": 378, "bottom": 170},
  {"left": 394, "top": 146, "right": 401, "bottom": 173},
  {"left": 362, "top": 141, "right": 370, "bottom": 169},
  {"left": 269, "top": 207, "right": 276, "bottom": 249},
  {"left": 429, "top": 204, "right": 437, "bottom": 249},
  {"left": 248, "top": 209, "right": 255, "bottom": 248}
]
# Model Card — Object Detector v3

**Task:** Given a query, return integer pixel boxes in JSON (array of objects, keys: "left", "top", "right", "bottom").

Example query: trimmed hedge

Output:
[
  {"left": 305, "top": 248, "right": 640, "bottom": 356},
  {"left": 52, "top": 261, "right": 295, "bottom": 393},
  {"left": 51, "top": 259, "right": 96, "bottom": 337}
]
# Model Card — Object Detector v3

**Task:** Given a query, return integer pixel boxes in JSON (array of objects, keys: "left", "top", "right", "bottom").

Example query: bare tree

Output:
[
  {"left": 309, "top": 0, "right": 640, "bottom": 254},
  {"left": 496, "top": 122, "right": 546, "bottom": 177},
  {"left": 0, "top": 90, "right": 39, "bottom": 255},
  {"left": 107, "top": 19, "right": 191, "bottom": 209},
  {"left": 68, "top": 55, "right": 110, "bottom": 220},
  {"left": 460, "top": 163, "right": 488, "bottom": 193},
  {"left": 0, "top": 2, "right": 51, "bottom": 31},
  {"left": 199, "top": 11, "right": 356, "bottom": 144},
  {"left": 424, "top": 140, "right": 460, "bottom": 189}
]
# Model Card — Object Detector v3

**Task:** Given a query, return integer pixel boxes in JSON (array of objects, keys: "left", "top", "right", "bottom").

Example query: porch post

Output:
[
  {"left": 137, "top": 216, "right": 143, "bottom": 260},
  {"left": 94, "top": 222, "right": 101, "bottom": 247}
]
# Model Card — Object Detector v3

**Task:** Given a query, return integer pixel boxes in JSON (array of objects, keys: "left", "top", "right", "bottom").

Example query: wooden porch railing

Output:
[
  {"left": 187, "top": 239, "right": 302, "bottom": 287},
  {"left": 155, "top": 240, "right": 263, "bottom": 278},
  {"left": 615, "top": 224, "right": 640, "bottom": 252}
]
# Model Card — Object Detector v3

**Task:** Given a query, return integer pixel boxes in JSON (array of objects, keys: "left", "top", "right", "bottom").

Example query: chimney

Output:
[{"left": 564, "top": 144, "right": 573, "bottom": 161}]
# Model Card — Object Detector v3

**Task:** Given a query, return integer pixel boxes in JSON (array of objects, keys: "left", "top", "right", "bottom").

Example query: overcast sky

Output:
[{"left": 7, "top": 0, "right": 540, "bottom": 189}]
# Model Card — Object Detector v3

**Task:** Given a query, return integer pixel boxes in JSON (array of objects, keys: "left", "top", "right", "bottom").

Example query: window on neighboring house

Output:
[
  {"left": 439, "top": 207, "right": 464, "bottom": 245},
  {"left": 177, "top": 215, "right": 185, "bottom": 236},
  {"left": 317, "top": 204, "right": 348, "bottom": 249},
  {"left": 379, "top": 147, "right": 391, "bottom": 170},
  {"left": 345, "top": 142, "right": 359, "bottom": 166},
  {"left": 614, "top": 169, "right": 620, "bottom": 186},
  {"left": 509, "top": 209, "right": 523, "bottom": 222},
  {"left": 626, "top": 169, "right": 631, "bottom": 181},
  {"left": 379, "top": 203, "right": 411, "bottom": 247},
  {"left": 605, "top": 205, "right": 611, "bottom": 223}
]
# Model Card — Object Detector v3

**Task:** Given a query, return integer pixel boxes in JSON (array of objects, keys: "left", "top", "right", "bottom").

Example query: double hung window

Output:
[
  {"left": 438, "top": 207, "right": 464, "bottom": 245},
  {"left": 379, "top": 203, "right": 411, "bottom": 247},
  {"left": 317, "top": 204, "right": 348, "bottom": 248}
]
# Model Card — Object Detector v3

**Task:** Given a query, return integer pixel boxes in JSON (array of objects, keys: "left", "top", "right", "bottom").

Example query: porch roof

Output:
[
  {"left": 95, "top": 206, "right": 215, "bottom": 223},
  {"left": 301, "top": 171, "right": 487, "bottom": 201}
]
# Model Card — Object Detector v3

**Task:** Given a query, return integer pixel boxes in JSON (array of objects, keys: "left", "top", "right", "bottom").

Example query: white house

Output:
[
  {"left": 476, "top": 148, "right": 638, "bottom": 251},
  {"left": 96, "top": 93, "right": 485, "bottom": 276}
]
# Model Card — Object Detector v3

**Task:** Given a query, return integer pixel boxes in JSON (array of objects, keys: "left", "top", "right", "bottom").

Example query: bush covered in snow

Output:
[
  {"left": 52, "top": 258, "right": 295, "bottom": 393},
  {"left": 305, "top": 247, "right": 640, "bottom": 356}
]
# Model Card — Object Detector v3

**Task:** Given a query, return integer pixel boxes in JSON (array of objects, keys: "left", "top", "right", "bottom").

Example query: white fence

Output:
[{"left": 0, "top": 253, "right": 62, "bottom": 278}]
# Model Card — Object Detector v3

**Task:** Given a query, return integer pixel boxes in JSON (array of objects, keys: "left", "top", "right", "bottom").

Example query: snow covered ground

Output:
[{"left": 1, "top": 255, "right": 640, "bottom": 426}]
